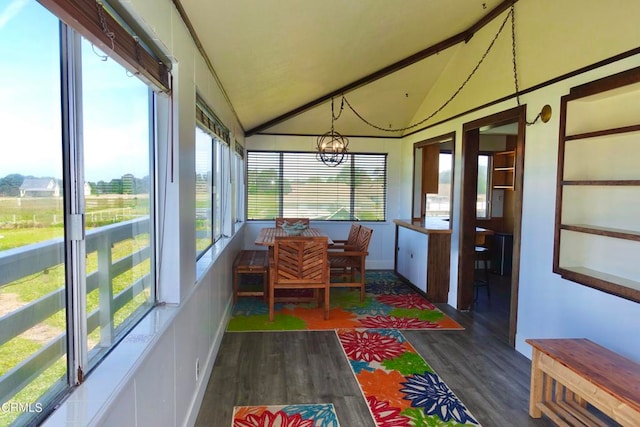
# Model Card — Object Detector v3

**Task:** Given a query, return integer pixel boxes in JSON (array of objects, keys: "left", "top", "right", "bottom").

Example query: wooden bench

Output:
[
  {"left": 232, "top": 250, "right": 269, "bottom": 303},
  {"left": 527, "top": 338, "right": 640, "bottom": 426}
]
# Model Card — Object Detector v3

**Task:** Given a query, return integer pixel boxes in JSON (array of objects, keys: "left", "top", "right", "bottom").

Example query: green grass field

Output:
[{"left": 0, "top": 195, "right": 152, "bottom": 417}]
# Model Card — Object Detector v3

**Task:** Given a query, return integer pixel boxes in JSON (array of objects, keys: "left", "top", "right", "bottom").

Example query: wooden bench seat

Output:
[
  {"left": 232, "top": 250, "right": 269, "bottom": 303},
  {"left": 527, "top": 338, "right": 640, "bottom": 426}
]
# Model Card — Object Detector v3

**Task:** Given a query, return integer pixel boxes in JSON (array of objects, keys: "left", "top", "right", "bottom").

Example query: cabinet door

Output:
[
  {"left": 397, "top": 227, "right": 428, "bottom": 291},
  {"left": 397, "top": 227, "right": 411, "bottom": 279},
  {"left": 409, "top": 233, "right": 428, "bottom": 292}
]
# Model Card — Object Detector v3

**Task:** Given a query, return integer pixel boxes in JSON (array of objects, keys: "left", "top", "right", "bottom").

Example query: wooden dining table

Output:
[{"left": 254, "top": 227, "right": 334, "bottom": 247}]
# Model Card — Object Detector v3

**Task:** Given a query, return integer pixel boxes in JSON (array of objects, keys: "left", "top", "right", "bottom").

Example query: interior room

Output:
[{"left": 1, "top": 0, "right": 639, "bottom": 426}]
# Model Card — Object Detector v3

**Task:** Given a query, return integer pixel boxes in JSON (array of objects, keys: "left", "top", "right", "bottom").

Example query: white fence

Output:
[{"left": 0, "top": 218, "right": 152, "bottom": 403}]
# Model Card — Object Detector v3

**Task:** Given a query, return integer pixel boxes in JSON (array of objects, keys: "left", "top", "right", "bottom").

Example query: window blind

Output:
[
  {"left": 38, "top": 0, "right": 171, "bottom": 91},
  {"left": 247, "top": 151, "right": 387, "bottom": 221},
  {"left": 196, "top": 101, "right": 230, "bottom": 145}
]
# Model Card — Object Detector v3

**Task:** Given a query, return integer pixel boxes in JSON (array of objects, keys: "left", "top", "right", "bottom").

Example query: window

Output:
[
  {"left": 232, "top": 142, "right": 245, "bottom": 230},
  {"left": 195, "top": 100, "right": 231, "bottom": 260},
  {"left": 80, "top": 38, "right": 155, "bottom": 370},
  {"left": 0, "top": 5, "right": 67, "bottom": 425},
  {"left": 477, "top": 154, "right": 490, "bottom": 218},
  {"left": 195, "top": 126, "right": 213, "bottom": 258},
  {"left": 247, "top": 152, "right": 387, "bottom": 221},
  {"left": 0, "top": 2, "right": 164, "bottom": 424},
  {"left": 425, "top": 152, "right": 453, "bottom": 218}
]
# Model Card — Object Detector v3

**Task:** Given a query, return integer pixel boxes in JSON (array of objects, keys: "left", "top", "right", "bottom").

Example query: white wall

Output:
[{"left": 404, "top": 54, "right": 640, "bottom": 362}]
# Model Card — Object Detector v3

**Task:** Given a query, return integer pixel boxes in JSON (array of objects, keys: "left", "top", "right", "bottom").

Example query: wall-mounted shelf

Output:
[
  {"left": 492, "top": 150, "right": 515, "bottom": 190},
  {"left": 553, "top": 66, "right": 640, "bottom": 303}
]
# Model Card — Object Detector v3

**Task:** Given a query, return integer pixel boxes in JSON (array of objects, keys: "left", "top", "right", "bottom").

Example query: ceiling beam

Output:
[{"left": 246, "top": 0, "right": 518, "bottom": 136}]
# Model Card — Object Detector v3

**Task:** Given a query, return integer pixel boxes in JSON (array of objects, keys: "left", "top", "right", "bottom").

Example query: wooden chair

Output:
[
  {"left": 275, "top": 217, "right": 310, "bottom": 228},
  {"left": 328, "top": 226, "right": 373, "bottom": 301},
  {"left": 269, "top": 236, "right": 330, "bottom": 321},
  {"left": 328, "top": 223, "right": 361, "bottom": 252}
]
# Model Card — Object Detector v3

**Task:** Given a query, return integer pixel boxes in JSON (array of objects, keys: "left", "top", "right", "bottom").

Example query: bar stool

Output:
[{"left": 474, "top": 234, "right": 491, "bottom": 301}]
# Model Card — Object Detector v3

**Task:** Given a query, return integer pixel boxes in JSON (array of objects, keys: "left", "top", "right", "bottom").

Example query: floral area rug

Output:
[
  {"left": 232, "top": 404, "right": 340, "bottom": 427},
  {"left": 336, "top": 328, "right": 480, "bottom": 426},
  {"left": 227, "top": 271, "right": 462, "bottom": 332}
]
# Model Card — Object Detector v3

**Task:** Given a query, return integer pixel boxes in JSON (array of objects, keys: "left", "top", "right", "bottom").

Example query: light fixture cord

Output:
[
  {"left": 343, "top": 7, "right": 513, "bottom": 133},
  {"left": 511, "top": 4, "right": 543, "bottom": 125}
]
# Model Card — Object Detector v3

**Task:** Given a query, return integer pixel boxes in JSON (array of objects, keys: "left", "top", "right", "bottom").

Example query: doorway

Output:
[{"left": 458, "top": 105, "right": 526, "bottom": 346}]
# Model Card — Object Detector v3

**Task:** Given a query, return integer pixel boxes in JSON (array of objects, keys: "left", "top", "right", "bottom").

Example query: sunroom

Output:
[{"left": 1, "top": 0, "right": 639, "bottom": 426}]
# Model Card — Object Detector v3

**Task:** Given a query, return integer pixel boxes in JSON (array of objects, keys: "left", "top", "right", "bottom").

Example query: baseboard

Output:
[{"left": 183, "top": 295, "right": 234, "bottom": 427}]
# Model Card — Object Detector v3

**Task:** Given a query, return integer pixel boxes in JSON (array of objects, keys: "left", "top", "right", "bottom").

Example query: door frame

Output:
[{"left": 457, "top": 105, "right": 526, "bottom": 346}]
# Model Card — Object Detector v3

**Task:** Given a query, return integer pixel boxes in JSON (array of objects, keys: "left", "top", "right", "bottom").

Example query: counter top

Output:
[{"left": 393, "top": 218, "right": 452, "bottom": 234}]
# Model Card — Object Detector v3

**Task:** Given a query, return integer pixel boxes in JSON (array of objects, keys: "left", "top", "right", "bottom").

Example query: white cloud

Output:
[{"left": 0, "top": 0, "right": 29, "bottom": 30}]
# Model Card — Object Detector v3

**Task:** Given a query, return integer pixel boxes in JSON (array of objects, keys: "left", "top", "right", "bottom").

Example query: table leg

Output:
[{"left": 529, "top": 349, "right": 543, "bottom": 418}]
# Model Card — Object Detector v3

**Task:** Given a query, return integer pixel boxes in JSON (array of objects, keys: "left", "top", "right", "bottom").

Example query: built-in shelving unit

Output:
[
  {"left": 492, "top": 150, "right": 515, "bottom": 189},
  {"left": 553, "top": 66, "right": 640, "bottom": 303}
]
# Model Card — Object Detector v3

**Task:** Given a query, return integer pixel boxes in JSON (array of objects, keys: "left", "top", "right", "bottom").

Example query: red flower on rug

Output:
[
  {"left": 233, "top": 409, "right": 313, "bottom": 427},
  {"left": 360, "top": 316, "right": 439, "bottom": 329},
  {"left": 367, "top": 396, "right": 411, "bottom": 427},
  {"left": 376, "top": 294, "right": 436, "bottom": 310},
  {"left": 339, "top": 330, "right": 405, "bottom": 362}
]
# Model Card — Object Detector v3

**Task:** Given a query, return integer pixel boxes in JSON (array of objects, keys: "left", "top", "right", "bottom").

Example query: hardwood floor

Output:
[{"left": 195, "top": 272, "right": 553, "bottom": 426}]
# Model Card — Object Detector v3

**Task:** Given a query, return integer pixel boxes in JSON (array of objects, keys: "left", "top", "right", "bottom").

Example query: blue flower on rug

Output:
[
  {"left": 366, "top": 280, "right": 414, "bottom": 296},
  {"left": 232, "top": 299, "right": 268, "bottom": 316},
  {"left": 350, "top": 359, "right": 375, "bottom": 374},
  {"left": 350, "top": 300, "right": 392, "bottom": 316},
  {"left": 282, "top": 404, "right": 339, "bottom": 426},
  {"left": 400, "top": 372, "right": 478, "bottom": 425}
]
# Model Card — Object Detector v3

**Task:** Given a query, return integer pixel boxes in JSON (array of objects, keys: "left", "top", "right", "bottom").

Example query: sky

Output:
[{"left": 0, "top": 0, "right": 151, "bottom": 182}]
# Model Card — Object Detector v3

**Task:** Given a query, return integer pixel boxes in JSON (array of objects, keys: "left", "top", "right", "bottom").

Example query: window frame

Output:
[
  {"left": 195, "top": 98, "right": 232, "bottom": 262},
  {"left": 0, "top": 3, "right": 162, "bottom": 424},
  {"left": 246, "top": 150, "right": 388, "bottom": 222}
]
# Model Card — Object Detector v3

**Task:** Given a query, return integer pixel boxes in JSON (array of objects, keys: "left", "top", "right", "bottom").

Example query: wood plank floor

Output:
[{"left": 195, "top": 272, "right": 554, "bottom": 426}]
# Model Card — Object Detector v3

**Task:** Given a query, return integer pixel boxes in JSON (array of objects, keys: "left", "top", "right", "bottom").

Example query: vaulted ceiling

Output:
[{"left": 175, "top": 0, "right": 515, "bottom": 137}]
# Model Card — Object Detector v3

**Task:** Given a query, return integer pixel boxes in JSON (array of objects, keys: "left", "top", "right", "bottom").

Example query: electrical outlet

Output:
[{"left": 195, "top": 358, "right": 200, "bottom": 382}]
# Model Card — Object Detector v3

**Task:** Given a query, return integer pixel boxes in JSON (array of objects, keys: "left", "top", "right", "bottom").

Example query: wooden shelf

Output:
[
  {"left": 560, "top": 224, "right": 640, "bottom": 242},
  {"left": 557, "top": 266, "right": 640, "bottom": 300},
  {"left": 492, "top": 150, "right": 515, "bottom": 190},
  {"left": 565, "top": 124, "right": 640, "bottom": 141},
  {"left": 561, "top": 180, "right": 640, "bottom": 186},
  {"left": 554, "top": 65, "right": 640, "bottom": 304}
]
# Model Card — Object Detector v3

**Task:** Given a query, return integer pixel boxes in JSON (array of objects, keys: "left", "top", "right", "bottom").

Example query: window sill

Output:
[
  {"left": 41, "top": 304, "right": 180, "bottom": 426},
  {"left": 196, "top": 225, "right": 243, "bottom": 281}
]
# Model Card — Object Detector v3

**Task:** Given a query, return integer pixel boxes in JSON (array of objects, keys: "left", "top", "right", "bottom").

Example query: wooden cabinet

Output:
[
  {"left": 492, "top": 150, "right": 515, "bottom": 189},
  {"left": 553, "top": 66, "right": 640, "bottom": 303},
  {"left": 394, "top": 220, "right": 451, "bottom": 302}
]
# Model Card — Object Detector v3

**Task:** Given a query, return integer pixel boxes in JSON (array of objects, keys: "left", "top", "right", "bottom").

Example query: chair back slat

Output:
[
  {"left": 347, "top": 223, "right": 361, "bottom": 246},
  {"left": 275, "top": 217, "right": 310, "bottom": 228},
  {"left": 356, "top": 226, "right": 374, "bottom": 253},
  {"left": 273, "top": 236, "right": 328, "bottom": 284}
]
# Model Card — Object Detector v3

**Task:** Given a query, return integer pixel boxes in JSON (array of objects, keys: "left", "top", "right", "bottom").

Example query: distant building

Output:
[{"left": 19, "top": 178, "right": 60, "bottom": 197}]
